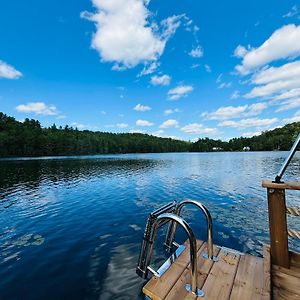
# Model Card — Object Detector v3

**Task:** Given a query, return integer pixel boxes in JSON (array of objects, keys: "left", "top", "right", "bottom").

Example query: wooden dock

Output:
[{"left": 143, "top": 240, "right": 300, "bottom": 300}]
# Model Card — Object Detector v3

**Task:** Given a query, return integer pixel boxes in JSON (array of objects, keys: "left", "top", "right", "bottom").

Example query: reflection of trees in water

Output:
[{"left": 0, "top": 158, "right": 163, "bottom": 189}]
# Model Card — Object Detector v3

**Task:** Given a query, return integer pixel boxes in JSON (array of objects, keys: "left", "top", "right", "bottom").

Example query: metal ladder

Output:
[{"left": 136, "top": 200, "right": 217, "bottom": 297}]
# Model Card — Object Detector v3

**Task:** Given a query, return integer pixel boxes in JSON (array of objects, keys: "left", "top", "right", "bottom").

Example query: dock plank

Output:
[
  {"left": 143, "top": 240, "right": 204, "bottom": 300},
  {"left": 164, "top": 243, "right": 220, "bottom": 300},
  {"left": 200, "top": 248, "right": 240, "bottom": 300},
  {"left": 229, "top": 254, "right": 264, "bottom": 300}
]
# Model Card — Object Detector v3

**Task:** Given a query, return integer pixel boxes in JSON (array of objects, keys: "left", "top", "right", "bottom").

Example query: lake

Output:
[{"left": 0, "top": 152, "right": 299, "bottom": 299}]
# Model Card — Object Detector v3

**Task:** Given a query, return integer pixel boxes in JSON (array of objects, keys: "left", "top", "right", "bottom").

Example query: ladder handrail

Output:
[
  {"left": 165, "top": 199, "right": 215, "bottom": 260},
  {"left": 275, "top": 133, "right": 300, "bottom": 183},
  {"left": 146, "top": 213, "right": 203, "bottom": 296}
]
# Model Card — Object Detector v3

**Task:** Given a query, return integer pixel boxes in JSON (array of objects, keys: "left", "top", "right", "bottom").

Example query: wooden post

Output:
[{"left": 267, "top": 187, "right": 289, "bottom": 268}]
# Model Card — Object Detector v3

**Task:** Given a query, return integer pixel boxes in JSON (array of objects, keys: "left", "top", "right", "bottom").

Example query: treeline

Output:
[
  {"left": 191, "top": 122, "right": 300, "bottom": 152},
  {"left": 0, "top": 112, "right": 300, "bottom": 157},
  {"left": 0, "top": 113, "right": 189, "bottom": 157}
]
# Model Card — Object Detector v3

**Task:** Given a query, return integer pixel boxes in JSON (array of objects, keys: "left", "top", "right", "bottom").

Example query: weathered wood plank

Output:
[
  {"left": 200, "top": 248, "right": 240, "bottom": 300},
  {"left": 230, "top": 254, "right": 264, "bottom": 300},
  {"left": 262, "top": 181, "right": 300, "bottom": 191},
  {"left": 143, "top": 240, "right": 204, "bottom": 300},
  {"left": 290, "top": 250, "right": 300, "bottom": 270},
  {"left": 273, "top": 286, "right": 300, "bottom": 300},
  {"left": 261, "top": 245, "right": 271, "bottom": 300},
  {"left": 273, "top": 267, "right": 300, "bottom": 296},
  {"left": 266, "top": 187, "right": 289, "bottom": 268},
  {"left": 164, "top": 243, "right": 220, "bottom": 300}
]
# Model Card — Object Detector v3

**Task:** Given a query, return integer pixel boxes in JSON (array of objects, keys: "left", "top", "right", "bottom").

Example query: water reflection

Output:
[{"left": 0, "top": 152, "right": 299, "bottom": 299}]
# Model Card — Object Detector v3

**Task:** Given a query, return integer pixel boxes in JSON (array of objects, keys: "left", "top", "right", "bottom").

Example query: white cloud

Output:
[
  {"left": 191, "top": 63, "right": 201, "bottom": 69},
  {"left": 251, "top": 60, "right": 300, "bottom": 85},
  {"left": 0, "top": 60, "right": 22, "bottom": 79},
  {"left": 231, "top": 90, "right": 240, "bottom": 99},
  {"left": 203, "top": 105, "right": 248, "bottom": 120},
  {"left": 159, "top": 119, "right": 179, "bottom": 128},
  {"left": 219, "top": 117, "right": 277, "bottom": 129},
  {"left": 204, "top": 64, "right": 211, "bottom": 73},
  {"left": 245, "top": 78, "right": 300, "bottom": 99},
  {"left": 150, "top": 74, "right": 171, "bottom": 86},
  {"left": 138, "top": 62, "right": 159, "bottom": 76},
  {"left": 129, "top": 129, "right": 145, "bottom": 134},
  {"left": 233, "top": 45, "right": 247, "bottom": 58},
  {"left": 276, "top": 98, "right": 300, "bottom": 112},
  {"left": 134, "top": 104, "right": 151, "bottom": 111},
  {"left": 181, "top": 123, "right": 217, "bottom": 135},
  {"left": 151, "top": 129, "right": 164, "bottom": 137},
  {"left": 136, "top": 119, "right": 154, "bottom": 126},
  {"left": 283, "top": 110, "right": 300, "bottom": 123},
  {"left": 235, "top": 24, "right": 300, "bottom": 75},
  {"left": 272, "top": 88, "right": 300, "bottom": 101},
  {"left": 16, "top": 102, "right": 58, "bottom": 116},
  {"left": 202, "top": 103, "right": 267, "bottom": 120},
  {"left": 81, "top": 1, "right": 183, "bottom": 70},
  {"left": 189, "top": 46, "right": 203, "bottom": 58},
  {"left": 168, "top": 85, "right": 193, "bottom": 100},
  {"left": 116, "top": 123, "right": 129, "bottom": 128},
  {"left": 100, "top": 110, "right": 106, "bottom": 115},
  {"left": 283, "top": 5, "right": 299, "bottom": 18},
  {"left": 164, "top": 108, "right": 180, "bottom": 115},
  {"left": 216, "top": 74, "right": 223, "bottom": 83},
  {"left": 218, "top": 82, "right": 232, "bottom": 89},
  {"left": 242, "top": 131, "right": 261, "bottom": 138}
]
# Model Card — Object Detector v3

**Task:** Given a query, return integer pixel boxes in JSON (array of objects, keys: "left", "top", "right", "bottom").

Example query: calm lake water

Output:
[{"left": 0, "top": 152, "right": 299, "bottom": 299}]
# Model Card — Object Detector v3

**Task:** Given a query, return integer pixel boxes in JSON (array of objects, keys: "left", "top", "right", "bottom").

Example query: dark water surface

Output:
[{"left": 0, "top": 152, "right": 299, "bottom": 299}]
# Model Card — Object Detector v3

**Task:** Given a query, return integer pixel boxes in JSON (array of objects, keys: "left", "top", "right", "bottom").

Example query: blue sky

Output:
[{"left": 1, "top": 0, "right": 300, "bottom": 141}]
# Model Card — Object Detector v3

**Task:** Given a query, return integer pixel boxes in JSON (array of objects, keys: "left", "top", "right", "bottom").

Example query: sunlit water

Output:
[{"left": 0, "top": 152, "right": 299, "bottom": 299}]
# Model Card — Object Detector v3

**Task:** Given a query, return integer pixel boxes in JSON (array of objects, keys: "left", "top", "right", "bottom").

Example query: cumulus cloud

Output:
[
  {"left": 235, "top": 24, "right": 300, "bottom": 75},
  {"left": 181, "top": 123, "right": 217, "bottom": 134},
  {"left": 150, "top": 74, "right": 171, "bottom": 86},
  {"left": 189, "top": 46, "right": 203, "bottom": 58},
  {"left": 219, "top": 117, "right": 277, "bottom": 129},
  {"left": 159, "top": 119, "right": 179, "bottom": 128},
  {"left": 16, "top": 102, "right": 58, "bottom": 116},
  {"left": 81, "top": 1, "right": 184, "bottom": 70},
  {"left": 168, "top": 85, "right": 193, "bottom": 100},
  {"left": 136, "top": 119, "right": 154, "bottom": 126},
  {"left": 202, "top": 103, "right": 267, "bottom": 120},
  {"left": 164, "top": 108, "right": 180, "bottom": 115},
  {"left": 0, "top": 60, "right": 22, "bottom": 79},
  {"left": 134, "top": 104, "right": 151, "bottom": 111}
]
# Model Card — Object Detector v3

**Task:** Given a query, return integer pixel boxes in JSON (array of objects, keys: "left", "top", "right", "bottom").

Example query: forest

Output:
[{"left": 0, "top": 112, "right": 300, "bottom": 157}]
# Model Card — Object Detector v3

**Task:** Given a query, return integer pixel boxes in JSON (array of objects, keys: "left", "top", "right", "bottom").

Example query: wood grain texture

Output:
[
  {"left": 200, "top": 249, "right": 240, "bottom": 300},
  {"left": 267, "top": 188, "right": 289, "bottom": 268},
  {"left": 164, "top": 243, "right": 220, "bottom": 300},
  {"left": 229, "top": 254, "right": 264, "bottom": 300}
]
